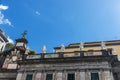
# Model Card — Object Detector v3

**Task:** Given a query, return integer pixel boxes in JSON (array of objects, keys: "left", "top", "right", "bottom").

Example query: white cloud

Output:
[
  {"left": 0, "top": 4, "right": 13, "bottom": 27},
  {"left": 35, "top": 11, "right": 40, "bottom": 15},
  {"left": 7, "top": 37, "right": 14, "bottom": 43},
  {"left": 0, "top": 4, "right": 8, "bottom": 10},
  {"left": 4, "top": 19, "right": 12, "bottom": 26}
]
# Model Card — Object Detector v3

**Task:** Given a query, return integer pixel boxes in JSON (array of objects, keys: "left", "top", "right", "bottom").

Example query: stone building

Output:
[
  {"left": 54, "top": 40, "right": 120, "bottom": 60},
  {"left": 0, "top": 32, "right": 120, "bottom": 80},
  {"left": 0, "top": 35, "right": 28, "bottom": 80},
  {"left": 0, "top": 29, "right": 9, "bottom": 52},
  {"left": 17, "top": 51, "right": 118, "bottom": 80}
]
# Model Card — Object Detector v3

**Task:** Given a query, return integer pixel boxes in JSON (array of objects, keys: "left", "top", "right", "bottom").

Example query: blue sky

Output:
[{"left": 0, "top": 0, "right": 120, "bottom": 53}]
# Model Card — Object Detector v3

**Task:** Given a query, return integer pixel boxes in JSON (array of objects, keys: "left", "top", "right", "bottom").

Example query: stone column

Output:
[
  {"left": 21, "top": 72, "right": 26, "bottom": 80},
  {"left": 85, "top": 70, "right": 90, "bottom": 80},
  {"left": 99, "top": 70, "right": 105, "bottom": 80},
  {"left": 104, "top": 70, "right": 112, "bottom": 80},
  {"left": 54, "top": 71, "right": 57, "bottom": 80},
  {"left": 41, "top": 72, "right": 45, "bottom": 80},
  {"left": 63, "top": 71, "right": 67, "bottom": 80},
  {"left": 16, "top": 73, "right": 22, "bottom": 80},
  {"left": 75, "top": 70, "right": 80, "bottom": 80},
  {"left": 80, "top": 71, "right": 85, "bottom": 80},
  {"left": 35, "top": 72, "right": 41, "bottom": 80},
  {"left": 33, "top": 72, "right": 37, "bottom": 80},
  {"left": 57, "top": 72, "right": 62, "bottom": 80}
]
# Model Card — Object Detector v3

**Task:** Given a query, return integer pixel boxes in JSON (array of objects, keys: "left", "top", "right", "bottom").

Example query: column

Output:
[
  {"left": 80, "top": 71, "right": 85, "bottom": 80},
  {"left": 57, "top": 72, "right": 62, "bottom": 80},
  {"left": 100, "top": 70, "right": 105, "bottom": 80},
  {"left": 33, "top": 72, "right": 37, "bottom": 80},
  {"left": 41, "top": 72, "right": 46, "bottom": 80},
  {"left": 104, "top": 70, "right": 112, "bottom": 80},
  {"left": 34, "top": 72, "right": 41, "bottom": 80},
  {"left": 75, "top": 70, "right": 80, "bottom": 80},
  {"left": 85, "top": 70, "right": 90, "bottom": 80},
  {"left": 54, "top": 71, "right": 57, "bottom": 80},
  {"left": 16, "top": 73, "right": 22, "bottom": 80},
  {"left": 63, "top": 71, "right": 67, "bottom": 80},
  {"left": 21, "top": 72, "right": 26, "bottom": 80}
]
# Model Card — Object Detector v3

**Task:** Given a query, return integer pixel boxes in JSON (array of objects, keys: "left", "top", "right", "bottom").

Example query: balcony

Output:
[{"left": 25, "top": 50, "right": 112, "bottom": 60}]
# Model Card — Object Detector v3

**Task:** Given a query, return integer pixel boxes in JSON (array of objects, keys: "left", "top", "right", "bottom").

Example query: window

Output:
[
  {"left": 67, "top": 73, "right": 75, "bottom": 80},
  {"left": 91, "top": 73, "right": 99, "bottom": 80},
  {"left": 46, "top": 74, "right": 53, "bottom": 80},
  {"left": 26, "top": 74, "right": 33, "bottom": 80},
  {"left": 113, "top": 73, "right": 118, "bottom": 80}
]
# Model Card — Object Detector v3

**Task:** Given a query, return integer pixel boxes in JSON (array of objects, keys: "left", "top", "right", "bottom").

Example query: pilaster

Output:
[
  {"left": 54, "top": 71, "right": 57, "bottom": 80},
  {"left": 41, "top": 72, "right": 45, "bottom": 80},
  {"left": 85, "top": 70, "right": 90, "bottom": 80},
  {"left": 16, "top": 73, "right": 22, "bottom": 80},
  {"left": 63, "top": 71, "right": 67, "bottom": 80},
  {"left": 75, "top": 70, "right": 80, "bottom": 80},
  {"left": 57, "top": 72, "right": 62, "bottom": 80},
  {"left": 80, "top": 71, "right": 85, "bottom": 80}
]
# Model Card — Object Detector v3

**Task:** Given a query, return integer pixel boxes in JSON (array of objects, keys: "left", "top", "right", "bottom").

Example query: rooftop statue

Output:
[
  {"left": 42, "top": 45, "right": 46, "bottom": 53},
  {"left": 22, "top": 30, "right": 27, "bottom": 39},
  {"left": 80, "top": 42, "right": 84, "bottom": 51},
  {"left": 60, "top": 44, "right": 65, "bottom": 52},
  {"left": 101, "top": 41, "right": 106, "bottom": 50}
]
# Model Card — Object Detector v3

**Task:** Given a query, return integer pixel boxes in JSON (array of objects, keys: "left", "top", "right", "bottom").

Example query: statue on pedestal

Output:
[{"left": 22, "top": 30, "right": 27, "bottom": 39}]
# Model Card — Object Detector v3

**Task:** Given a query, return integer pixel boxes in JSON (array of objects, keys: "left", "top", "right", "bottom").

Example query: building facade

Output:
[
  {"left": 0, "top": 33, "right": 120, "bottom": 80},
  {"left": 54, "top": 40, "right": 120, "bottom": 60},
  {"left": 17, "top": 51, "right": 118, "bottom": 80},
  {"left": 0, "top": 29, "right": 9, "bottom": 52}
]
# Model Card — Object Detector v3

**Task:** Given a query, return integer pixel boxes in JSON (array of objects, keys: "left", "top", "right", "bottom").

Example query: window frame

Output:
[
  {"left": 91, "top": 72, "right": 99, "bottom": 80},
  {"left": 26, "top": 74, "right": 33, "bottom": 80},
  {"left": 67, "top": 73, "right": 75, "bottom": 80},
  {"left": 46, "top": 73, "right": 53, "bottom": 80}
]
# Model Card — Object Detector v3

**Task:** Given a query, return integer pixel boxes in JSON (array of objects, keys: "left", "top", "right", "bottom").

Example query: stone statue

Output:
[
  {"left": 42, "top": 45, "right": 46, "bottom": 53},
  {"left": 80, "top": 42, "right": 84, "bottom": 51},
  {"left": 101, "top": 41, "right": 106, "bottom": 50},
  {"left": 22, "top": 30, "right": 27, "bottom": 38},
  {"left": 60, "top": 44, "right": 65, "bottom": 52}
]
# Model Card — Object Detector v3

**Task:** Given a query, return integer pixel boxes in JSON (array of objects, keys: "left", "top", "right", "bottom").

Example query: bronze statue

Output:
[{"left": 22, "top": 30, "right": 27, "bottom": 38}]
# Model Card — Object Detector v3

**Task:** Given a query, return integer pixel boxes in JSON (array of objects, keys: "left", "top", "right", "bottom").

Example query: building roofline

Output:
[
  {"left": 69, "top": 40, "right": 120, "bottom": 45},
  {"left": 54, "top": 40, "right": 120, "bottom": 49}
]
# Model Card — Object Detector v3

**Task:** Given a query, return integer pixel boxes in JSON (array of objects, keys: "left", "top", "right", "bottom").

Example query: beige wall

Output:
[{"left": 55, "top": 45, "right": 120, "bottom": 59}]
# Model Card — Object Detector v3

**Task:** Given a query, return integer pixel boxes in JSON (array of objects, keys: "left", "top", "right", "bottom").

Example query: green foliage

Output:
[
  {"left": 28, "top": 50, "right": 36, "bottom": 55},
  {"left": 5, "top": 43, "right": 14, "bottom": 50}
]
